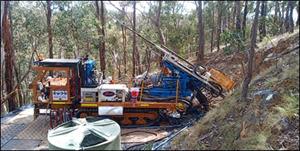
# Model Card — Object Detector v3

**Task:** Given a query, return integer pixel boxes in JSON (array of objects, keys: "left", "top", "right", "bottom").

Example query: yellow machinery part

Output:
[
  {"left": 82, "top": 97, "right": 95, "bottom": 102},
  {"left": 52, "top": 102, "right": 67, "bottom": 105},
  {"left": 176, "top": 102, "right": 185, "bottom": 112},
  {"left": 81, "top": 103, "right": 98, "bottom": 107},
  {"left": 208, "top": 68, "right": 235, "bottom": 91}
]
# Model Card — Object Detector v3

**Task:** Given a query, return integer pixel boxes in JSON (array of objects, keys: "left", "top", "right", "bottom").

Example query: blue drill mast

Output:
[{"left": 118, "top": 22, "right": 223, "bottom": 111}]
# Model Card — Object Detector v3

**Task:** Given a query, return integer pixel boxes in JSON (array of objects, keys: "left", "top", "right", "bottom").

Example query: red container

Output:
[{"left": 130, "top": 88, "right": 140, "bottom": 103}]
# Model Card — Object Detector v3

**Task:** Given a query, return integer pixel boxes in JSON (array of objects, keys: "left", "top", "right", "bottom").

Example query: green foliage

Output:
[
  {"left": 159, "top": 1, "right": 197, "bottom": 56},
  {"left": 7, "top": 1, "right": 291, "bottom": 98},
  {"left": 11, "top": 1, "right": 280, "bottom": 78},
  {"left": 265, "top": 16, "right": 280, "bottom": 36},
  {"left": 221, "top": 30, "right": 245, "bottom": 55}
]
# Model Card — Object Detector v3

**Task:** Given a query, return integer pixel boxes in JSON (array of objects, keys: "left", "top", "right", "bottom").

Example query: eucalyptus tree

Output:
[
  {"left": 242, "top": 1, "right": 260, "bottom": 101},
  {"left": 95, "top": 0, "right": 106, "bottom": 79},
  {"left": 2, "top": 1, "right": 16, "bottom": 111},
  {"left": 46, "top": 1, "right": 53, "bottom": 58},
  {"left": 196, "top": 1, "right": 204, "bottom": 63}
]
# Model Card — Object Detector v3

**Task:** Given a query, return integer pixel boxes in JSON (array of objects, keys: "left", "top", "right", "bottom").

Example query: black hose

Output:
[
  {"left": 125, "top": 120, "right": 195, "bottom": 150},
  {"left": 152, "top": 125, "right": 189, "bottom": 150},
  {"left": 121, "top": 121, "right": 184, "bottom": 129},
  {"left": 125, "top": 128, "right": 179, "bottom": 150}
]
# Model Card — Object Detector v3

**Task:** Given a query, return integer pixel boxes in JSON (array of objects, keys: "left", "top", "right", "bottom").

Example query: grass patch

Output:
[
  {"left": 265, "top": 77, "right": 279, "bottom": 87},
  {"left": 219, "top": 124, "right": 240, "bottom": 149},
  {"left": 234, "top": 132, "right": 269, "bottom": 150},
  {"left": 142, "top": 142, "right": 153, "bottom": 150},
  {"left": 171, "top": 35, "right": 299, "bottom": 150},
  {"left": 275, "top": 94, "right": 299, "bottom": 119},
  {"left": 264, "top": 112, "right": 282, "bottom": 130}
]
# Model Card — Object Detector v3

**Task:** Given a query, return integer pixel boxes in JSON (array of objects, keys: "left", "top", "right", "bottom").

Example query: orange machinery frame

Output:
[
  {"left": 31, "top": 66, "right": 179, "bottom": 114},
  {"left": 31, "top": 66, "right": 72, "bottom": 105}
]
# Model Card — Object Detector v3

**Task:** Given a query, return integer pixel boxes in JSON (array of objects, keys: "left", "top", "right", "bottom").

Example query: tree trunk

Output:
[
  {"left": 275, "top": 1, "right": 281, "bottom": 35},
  {"left": 227, "top": 3, "right": 231, "bottom": 30},
  {"left": 222, "top": 2, "right": 227, "bottom": 31},
  {"left": 241, "top": 1, "right": 260, "bottom": 101},
  {"left": 280, "top": 2, "right": 286, "bottom": 34},
  {"left": 132, "top": 1, "right": 136, "bottom": 77},
  {"left": 1, "top": 1, "right": 3, "bottom": 103},
  {"left": 156, "top": 1, "right": 166, "bottom": 65},
  {"left": 100, "top": 1, "right": 106, "bottom": 79},
  {"left": 242, "top": 1, "right": 248, "bottom": 39},
  {"left": 216, "top": 1, "right": 222, "bottom": 52},
  {"left": 210, "top": 2, "right": 215, "bottom": 52},
  {"left": 136, "top": 47, "right": 141, "bottom": 75},
  {"left": 275, "top": 1, "right": 280, "bottom": 23},
  {"left": 297, "top": 2, "right": 299, "bottom": 26},
  {"left": 263, "top": 1, "right": 267, "bottom": 34},
  {"left": 259, "top": 1, "right": 267, "bottom": 42},
  {"left": 145, "top": 46, "right": 151, "bottom": 72},
  {"left": 288, "top": 1, "right": 295, "bottom": 33},
  {"left": 58, "top": 41, "right": 63, "bottom": 58},
  {"left": 2, "top": 1, "right": 16, "bottom": 111},
  {"left": 284, "top": 2, "right": 289, "bottom": 32},
  {"left": 46, "top": 1, "right": 53, "bottom": 58},
  {"left": 86, "top": 42, "right": 91, "bottom": 54},
  {"left": 134, "top": 2, "right": 141, "bottom": 75},
  {"left": 118, "top": 60, "right": 121, "bottom": 79},
  {"left": 121, "top": 7, "right": 127, "bottom": 75},
  {"left": 235, "top": 1, "right": 242, "bottom": 52},
  {"left": 95, "top": 1, "right": 106, "bottom": 79},
  {"left": 235, "top": 1, "right": 241, "bottom": 31},
  {"left": 121, "top": 26, "right": 127, "bottom": 74},
  {"left": 70, "top": 20, "right": 80, "bottom": 58},
  {"left": 231, "top": 2, "right": 236, "bottom": 30},
  {"left": 9, "top": 3, "right": 23, "bottom": 107},
  {"left": 196, "top": 1, "right": 204, "bottom": 64}
]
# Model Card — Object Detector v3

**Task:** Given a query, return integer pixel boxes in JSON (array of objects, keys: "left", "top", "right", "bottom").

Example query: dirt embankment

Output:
[
  {"left": 202, "top": 30, "right": 299, "bottom": 85},
  {"left": 171, "top": 31, "right": 299, "bottom": 150}
]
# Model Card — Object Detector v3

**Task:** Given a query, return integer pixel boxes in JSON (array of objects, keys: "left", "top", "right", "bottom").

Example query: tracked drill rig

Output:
[{"left": 30, "top": 20, "right": 235, "bottom": 128}]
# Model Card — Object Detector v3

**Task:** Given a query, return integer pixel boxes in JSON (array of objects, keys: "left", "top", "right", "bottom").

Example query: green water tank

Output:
[{"left": 48, "top": 118, "right": 121, "bottom": 150}]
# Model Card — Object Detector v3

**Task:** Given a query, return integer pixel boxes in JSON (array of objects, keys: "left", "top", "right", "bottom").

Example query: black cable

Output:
[
  {"left": 121, "top": 123, "right": 184, "bottom": 129},
  {"left": 124, "top": 113, "right": 202, "bottom": 150},
  {"left": 125, "top": 122, "right": 192, "bottom": 150}
]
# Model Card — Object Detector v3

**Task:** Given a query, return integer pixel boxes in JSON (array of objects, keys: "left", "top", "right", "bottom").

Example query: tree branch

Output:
[
  {"left": 108, "top": 1, "right": 133, "bottom": 26},
  {"left": 135, "top": 6, "right": 157, "bottom": 25}
]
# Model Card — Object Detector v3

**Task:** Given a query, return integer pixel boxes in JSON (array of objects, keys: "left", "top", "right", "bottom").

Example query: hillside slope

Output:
[{"left": 171, "top": 32, "right": 299, "bottom": 150}]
